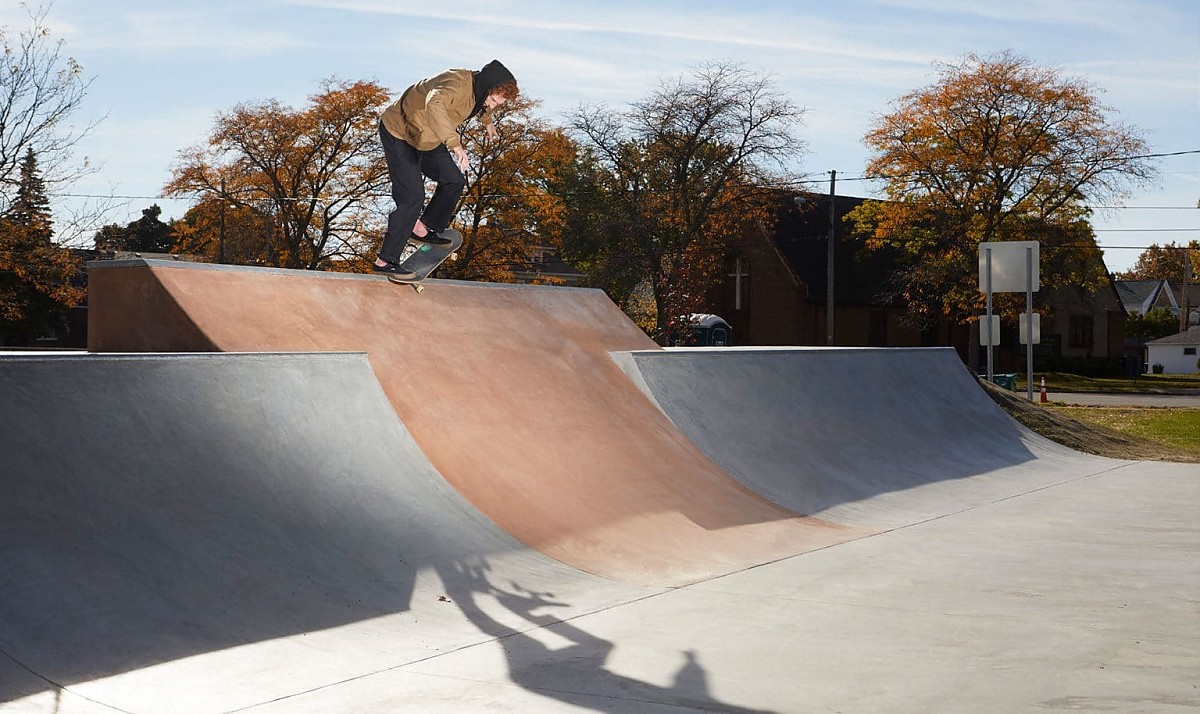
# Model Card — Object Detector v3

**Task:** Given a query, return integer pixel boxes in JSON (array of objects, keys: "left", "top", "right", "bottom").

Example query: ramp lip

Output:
[
  {"left": 87, "top": 258, "right": 601, "bottom": 293},
  {"left": 0, "top": 351, "right": 371, "bottom": 362}
]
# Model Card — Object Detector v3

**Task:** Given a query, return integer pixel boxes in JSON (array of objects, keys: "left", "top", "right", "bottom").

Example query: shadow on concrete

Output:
[
  {"left": 0, "top": 354, "right": 591, "bottom": 707},
  {"left": 437, "top": 560, "right": 775, "bottom": 713}
]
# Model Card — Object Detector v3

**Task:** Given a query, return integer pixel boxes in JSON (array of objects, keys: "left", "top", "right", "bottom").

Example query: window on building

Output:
[
  {"left": 1185, "top": 347, "right": 1197, "bottom": 356},
  {"left": 1068, "top": 315, "right": 1094, "bottom": 349}
]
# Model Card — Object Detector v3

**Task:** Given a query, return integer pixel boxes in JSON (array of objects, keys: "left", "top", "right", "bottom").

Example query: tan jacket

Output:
[{"left": 380, "top": 69, "right": 490, "bottom": 152}]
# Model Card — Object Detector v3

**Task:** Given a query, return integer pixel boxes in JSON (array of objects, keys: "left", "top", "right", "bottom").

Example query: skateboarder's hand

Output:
[
  {"left": 486, "top": 123, "right": 499, "bottom": 142},
  {"left": 452, "top": 146, "right": 469, "bottom": 173}
]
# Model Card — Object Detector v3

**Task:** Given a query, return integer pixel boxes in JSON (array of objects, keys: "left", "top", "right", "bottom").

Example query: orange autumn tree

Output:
[
  {"left": 165, "top": 78, "right": 391, "bottom": 269},
  {"left": 0, "top": 4, "right": 98, "bottom": 343},
  {"left": 1117, "top": 242, "right": 1200, "bottom": 283},
  {"left": 0, "top": 150, "right": 83, "bottom": 342},
  {"left": 167, "top": 200, "right": 277, "bottom": 266},
  {"left": 444, "top": 95, "right": 578, "bottom": 283},
  {"left": 849, "top": 51, "right": 1156, "bottom": 327}
]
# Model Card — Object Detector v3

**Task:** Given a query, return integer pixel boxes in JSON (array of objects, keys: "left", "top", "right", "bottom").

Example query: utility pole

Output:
[
  {"left": 1182, "top": 247, "right": 1192, "bottom": 332},
  {"left": 826, "top": 170, "right": 836, "bottom": 346},
  {"left": 218, "top": 177, "right": 227, "bottom": 265}
]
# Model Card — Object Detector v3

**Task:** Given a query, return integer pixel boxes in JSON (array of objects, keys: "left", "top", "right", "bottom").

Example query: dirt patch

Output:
[{"left": 978, "top": 378, "right": 1200, "bottom": 463}]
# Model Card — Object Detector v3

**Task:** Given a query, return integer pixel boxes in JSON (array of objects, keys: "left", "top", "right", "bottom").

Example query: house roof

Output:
[
  {"left": 509, "top": 247, "right": 585, "bottom": 284},
  {"left": 1115, "top": 279, "right": 1174, "bottom": 314},
  {"left": 1146, "top": 326, "right": 1200, "bottom": 345},
  {"left": 1115, "top": 280, "right": 1163, "bottom": 313}
]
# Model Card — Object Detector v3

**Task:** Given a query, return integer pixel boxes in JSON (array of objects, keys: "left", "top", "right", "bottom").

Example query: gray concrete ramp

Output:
[
  {"left": 0, "top": 353, "right": 647, "bottom": 712},
  {"left": 614, "top": 347, "right": 1125, "bottom": 527}
]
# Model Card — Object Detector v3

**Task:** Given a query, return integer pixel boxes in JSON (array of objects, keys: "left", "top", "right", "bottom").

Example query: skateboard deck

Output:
[{"left": 389, "top": 228, "right": 463, "bottom": 292}]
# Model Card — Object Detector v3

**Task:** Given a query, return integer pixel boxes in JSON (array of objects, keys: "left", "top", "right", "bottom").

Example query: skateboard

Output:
[{"left": 389, "top": 228, "right": 463, "bottom": 292}]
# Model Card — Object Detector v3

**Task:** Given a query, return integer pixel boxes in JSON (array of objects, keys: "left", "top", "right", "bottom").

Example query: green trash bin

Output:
[{"left": 990, "top": 373, "right": 1017, "bottom": 390}]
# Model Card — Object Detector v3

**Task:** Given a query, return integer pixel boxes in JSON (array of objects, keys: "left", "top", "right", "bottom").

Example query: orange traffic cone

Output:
[{"left": 1039, "top": 377, "right": 1048, "bottom": 403}]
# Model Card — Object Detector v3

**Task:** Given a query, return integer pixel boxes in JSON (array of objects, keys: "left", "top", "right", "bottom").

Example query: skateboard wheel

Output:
[
  {"left": 449, "top": 252, "right": 458, "bottom": 261},
  {"left": 415, "top": 285, "right": 425, "bottom": 294}
]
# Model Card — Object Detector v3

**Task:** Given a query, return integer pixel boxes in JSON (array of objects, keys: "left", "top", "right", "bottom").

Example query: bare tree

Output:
[
  {"left": 0, "top": 1, "right": 100, "bottom": 208},
  {"left": 566, "top": 62, "right": 807, "bottom": 341}
]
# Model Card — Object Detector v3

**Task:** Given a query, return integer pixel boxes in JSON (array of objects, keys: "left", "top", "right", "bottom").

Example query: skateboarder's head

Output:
[{"left": 476, "top": 60, "right": 519, "bottom": 109}]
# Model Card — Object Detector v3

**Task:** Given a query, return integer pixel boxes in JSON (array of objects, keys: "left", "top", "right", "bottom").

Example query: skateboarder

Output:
[{"left": 372, "top": 60, "right": 519, "bottom": 279}]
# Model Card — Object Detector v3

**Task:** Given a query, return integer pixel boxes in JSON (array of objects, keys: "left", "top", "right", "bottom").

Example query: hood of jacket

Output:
[{"left": 471, "top": 60, "right": 516, "bottom": 118}]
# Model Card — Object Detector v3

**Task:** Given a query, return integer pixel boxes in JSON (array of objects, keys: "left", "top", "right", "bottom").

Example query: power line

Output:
[
  {"left": 56, "top": 190, "right": 1200, "bottom": 212},
  {"left": 830, "top": 148, "right": 1200, "bottom": 183},
  {"left": 1096, "top": 245, "right": 1200, "bottom": 250}
]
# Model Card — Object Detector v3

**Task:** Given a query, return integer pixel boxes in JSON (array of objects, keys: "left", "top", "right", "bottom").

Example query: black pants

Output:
[{"left": 378, "top": 121, "right": 466, "bottom": 263}]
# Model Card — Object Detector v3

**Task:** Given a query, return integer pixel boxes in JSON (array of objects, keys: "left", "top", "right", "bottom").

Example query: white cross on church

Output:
[{"left": 728, "top": 257, "right": 748, "bottom": 311}]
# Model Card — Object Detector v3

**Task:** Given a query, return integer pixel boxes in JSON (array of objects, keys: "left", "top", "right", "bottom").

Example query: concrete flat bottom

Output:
[{"left": 10, "top": 460, "right": 1195, "bottom": 713}]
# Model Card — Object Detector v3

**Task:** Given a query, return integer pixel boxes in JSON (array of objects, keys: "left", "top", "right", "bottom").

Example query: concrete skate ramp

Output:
[
  {"left": 614, "top": 347, "right": 1122, "bottom": 528},
  {"left": 85, "top": 261, "right": 864, "bottom": 586},
  {"left": 0, "top": 352, "right": 648, "bottom": 711}
]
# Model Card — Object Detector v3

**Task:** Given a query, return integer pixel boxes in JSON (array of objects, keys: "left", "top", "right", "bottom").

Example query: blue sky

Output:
[{"left": 5, "top": 0, "right": 1198, "bottom": 272}]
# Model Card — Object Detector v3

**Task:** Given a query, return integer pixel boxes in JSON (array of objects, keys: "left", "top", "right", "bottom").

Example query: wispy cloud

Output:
[
  {"left": 287, "top": 0, "right": 943, "bottom": 66},
  {"left": 51, "top": 7, "right": 304, "bottom": 58},
  {"left": 874, "top": 0, "right": 1191, "bottom": 37}
]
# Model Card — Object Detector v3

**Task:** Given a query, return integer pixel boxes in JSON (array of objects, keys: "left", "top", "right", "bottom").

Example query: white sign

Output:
[
  {"left": 1019, "top": 312, "right": 1041, "bottom": 345},
  {"left": 979, "top": 314, "right": 1001, "bottom": 346},
  {"left": 979, "top": 241, "right": 1040, "bottom": 293}
]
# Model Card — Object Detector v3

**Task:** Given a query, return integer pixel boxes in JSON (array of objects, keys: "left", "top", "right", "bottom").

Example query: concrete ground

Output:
[{"left": 11, "top": 459, "right": 1195, "bottom": 713}]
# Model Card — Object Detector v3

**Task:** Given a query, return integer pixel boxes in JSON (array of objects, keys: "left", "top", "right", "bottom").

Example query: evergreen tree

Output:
[
  {"left": 126, "top": 205, "right": 175, "bottom": 253},
  {"left": 6, "top": 150, "right": 53, "bottom": 238},
  {"left": 0, "top": 149, "right": 83, "bottom": 344}
]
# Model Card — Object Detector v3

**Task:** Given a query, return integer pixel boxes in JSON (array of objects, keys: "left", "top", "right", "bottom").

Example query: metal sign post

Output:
[
  {"left": 1025, "top": 245, "right": 1034, "bottom": 401},
  {"left": 979, "top": 241, "right": 1040, "bottom": 399},
  {"left": 985, "top": 249, "right": 994, "bottom": 383}
]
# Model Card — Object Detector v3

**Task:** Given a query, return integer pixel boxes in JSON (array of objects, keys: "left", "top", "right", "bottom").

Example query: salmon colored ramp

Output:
[{"left": 88, "top": 260, "right": 865, "bottom": 586}]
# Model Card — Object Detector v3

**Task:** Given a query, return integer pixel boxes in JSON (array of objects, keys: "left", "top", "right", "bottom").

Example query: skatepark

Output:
[{"left": 1, "top": 259, "right": 1196, "bottom": 712}]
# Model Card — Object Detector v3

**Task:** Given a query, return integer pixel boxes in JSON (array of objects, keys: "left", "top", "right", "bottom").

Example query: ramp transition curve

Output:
[{"left": 85, "top": 260, "right": 865, "bottom": 586}]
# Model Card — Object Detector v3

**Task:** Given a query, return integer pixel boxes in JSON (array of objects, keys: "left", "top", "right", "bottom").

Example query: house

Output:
[
  {"left": 1146, "top": 326, "right": 1200, "bottom": 374},
  {"left": 1115, "top": 279, "right": 1199, "bottom": 326},
  {"left": 511, "top": 245, "right": 585, "bottom": 286},
  {"left": 702, "top": 192, "right": 1128, "bottom": 374},
  {"left": 1035, "top": 278, "right": 1130, "bottom": 375}
]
